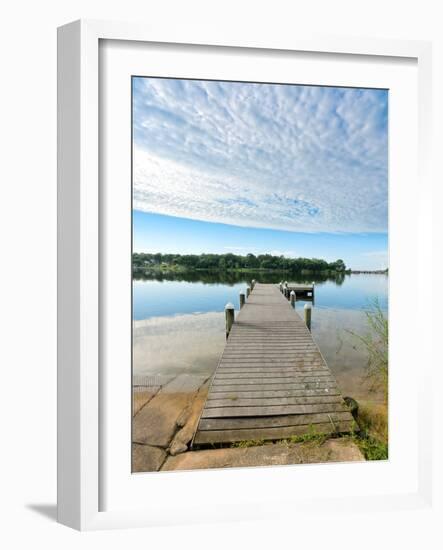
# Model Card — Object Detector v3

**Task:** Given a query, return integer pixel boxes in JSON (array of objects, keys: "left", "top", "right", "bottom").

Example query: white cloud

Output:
[{"left": 133, "top": 79, "right": 388, "bottom": 233}]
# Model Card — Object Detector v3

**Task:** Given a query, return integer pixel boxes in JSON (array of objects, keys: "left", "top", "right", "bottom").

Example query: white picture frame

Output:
[{"left": 57, "top": 19, "right": 433, "bottom": 531}]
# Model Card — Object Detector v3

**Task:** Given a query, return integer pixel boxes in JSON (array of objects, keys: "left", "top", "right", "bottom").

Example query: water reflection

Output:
[
  {"left": 132, "top": 272, "right": 388, "bottom": 403},
  {"left": 133, "top": 269, "right": 346, "bottom": 285},
  {"left": 133, "top": 272, "right": 388, "bottom": 320},
  {"left": 133, "top": 308, "right": 383, "bottom": 402}
]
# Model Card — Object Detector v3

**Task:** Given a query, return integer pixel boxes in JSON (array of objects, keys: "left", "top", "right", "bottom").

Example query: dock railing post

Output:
[
  {"left": 290, "top": 290, "right": 296, "bottom": 308},
  {"left": 246, "top": 286, "right": 251, "bottom": 298},
  {"left": 304, "top": 303, "right": 312, "bottom": 331},
  {"left": 225, "top": 303, "right": 235, "bottom": 339},
  {"left": 239, "top": 292, "right": 245, "bottom": 309}
]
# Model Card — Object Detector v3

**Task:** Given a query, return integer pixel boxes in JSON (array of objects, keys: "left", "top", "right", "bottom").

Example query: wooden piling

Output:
[
  {"left": 246, "top": 286, "right": 251, "bottom": 298},
  {"left": 304, "top": 302, "right": 312, "bottom": 331},
  {"left": 239, "top": 292, "right": 245, "bottom": 309},
  {"left": 225, "top": 303, "right": 235, "bottom": 339},
  {"left": 290, "top": 290, "right": 296, "bottom": 308}
]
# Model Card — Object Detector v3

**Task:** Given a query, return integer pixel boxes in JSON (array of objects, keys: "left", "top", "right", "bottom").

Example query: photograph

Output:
[{"left": 131, "top": 76, "right": 389, "bottom": 473}]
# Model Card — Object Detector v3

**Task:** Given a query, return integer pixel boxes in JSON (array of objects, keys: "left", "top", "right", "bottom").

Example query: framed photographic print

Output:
[{"left": 57, "top": 20, "right": 433, "bottom": 530}]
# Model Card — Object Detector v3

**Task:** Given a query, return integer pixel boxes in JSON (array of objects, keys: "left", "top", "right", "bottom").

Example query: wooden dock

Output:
[
  {"left": 193, "top": 283, "right": 354, "bottom": 446},
  {"left": 282, "top": 282, "right": 315, "bottom": 302}
]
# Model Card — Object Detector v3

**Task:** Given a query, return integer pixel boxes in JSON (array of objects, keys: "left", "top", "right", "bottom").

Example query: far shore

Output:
[
  {"left": 350, "top": 269, "right": 388, "bottom": 275},
  {"left": 134, "top": 266, "right": 388, "bottom": 276}
]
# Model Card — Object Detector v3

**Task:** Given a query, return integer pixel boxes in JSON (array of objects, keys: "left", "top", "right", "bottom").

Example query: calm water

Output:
[
  {"left": 133, "top": 272, "right": 387, "bottom": 320},
  {"left": 133, "top": 272, "right": 388, "bottom": 402}
]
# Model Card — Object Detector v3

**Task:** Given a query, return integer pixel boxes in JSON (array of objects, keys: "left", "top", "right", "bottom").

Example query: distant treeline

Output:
[{"left": 133, "top": 252, "right": 347, "bottom": 273}]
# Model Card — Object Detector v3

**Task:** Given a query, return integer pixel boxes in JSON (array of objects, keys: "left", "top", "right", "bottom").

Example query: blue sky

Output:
[{"left": 132, "top": 77, "right": 388, "bottom": 270}]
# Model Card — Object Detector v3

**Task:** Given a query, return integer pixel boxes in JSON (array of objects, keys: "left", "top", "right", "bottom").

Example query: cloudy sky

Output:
[{"left": 132, "top": 77, "right": 388, "bottom": 269}]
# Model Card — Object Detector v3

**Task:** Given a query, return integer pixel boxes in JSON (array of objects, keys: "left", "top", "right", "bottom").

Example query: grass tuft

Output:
[
  {"left": 348, "top": 297, "right": 388, "bottom": 401},
  {"left": 355, "top": 436, "right": 388, "bottom": 460},
  {"left": 282, "top": 425, "right": 328, "bottom": 446},
  {"left": 231, "top": 439, "right": 265, "bottom": 448}
]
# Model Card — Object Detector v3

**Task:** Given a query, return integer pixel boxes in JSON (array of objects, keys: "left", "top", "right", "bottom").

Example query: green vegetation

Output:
[
  {"left": 229, "top": 426, "right": 328, "bottom": 450},
  {"left": 349, "top": 298, "right": 388, "bottom": 401},
  {"left": 283, "top": 428, "right": 328, "bottom": 446},
  {"left": 231, "top": 439, "right": 265, "bottom": 448},
  {"left": 357, "top": 402, "right": 388, "bottom": 442},
  {"left": 347, "top": 299, "right": 389, "bottom": 460},
  {"left": 133, "top": 252, "right": 347, "bottom": 274},
  {"left": 353, "top": 434, "right": 388, "bottom": 460},
  {"left": 223, "top": 433, "right": 388, "bottom": 461}
]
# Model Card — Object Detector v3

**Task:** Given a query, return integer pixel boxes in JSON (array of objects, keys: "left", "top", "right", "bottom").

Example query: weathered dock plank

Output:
[
  {"left": 209, "top": 382, "right": 337, "bottom": 392},
  {"left": 194, "top": 422, "right": 355, "bottom": 445},
  {"left": 207, "top": 389, "right": 341, "bottom": 400},
  {"left": 198, "top": 411, "right": 352, "bottom": 430},
  {"left": 211, "top": 376, "right": 336, "bottom": 386},
  {"left": 201, "top": 402, "right": 349, "bottom": 418},
  {"left": 206, "top": 395, "right": 344, "bottom": 408},
  {"left": 193, "top": 283, "right": 353, "bottom": 445}
]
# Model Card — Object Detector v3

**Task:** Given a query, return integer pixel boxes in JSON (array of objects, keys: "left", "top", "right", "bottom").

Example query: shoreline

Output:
[
  {"left": 134, "top": 267, "right": 388, "bottom": 277},
  {"left": 131, "top": 303, "right": 387, "bottom": 471},
  {"left": 132, "top": 374, "right": 373, "bottom": 472},
  {"left": 132, "top": 309, "right": 386, "bottom": 403}
]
